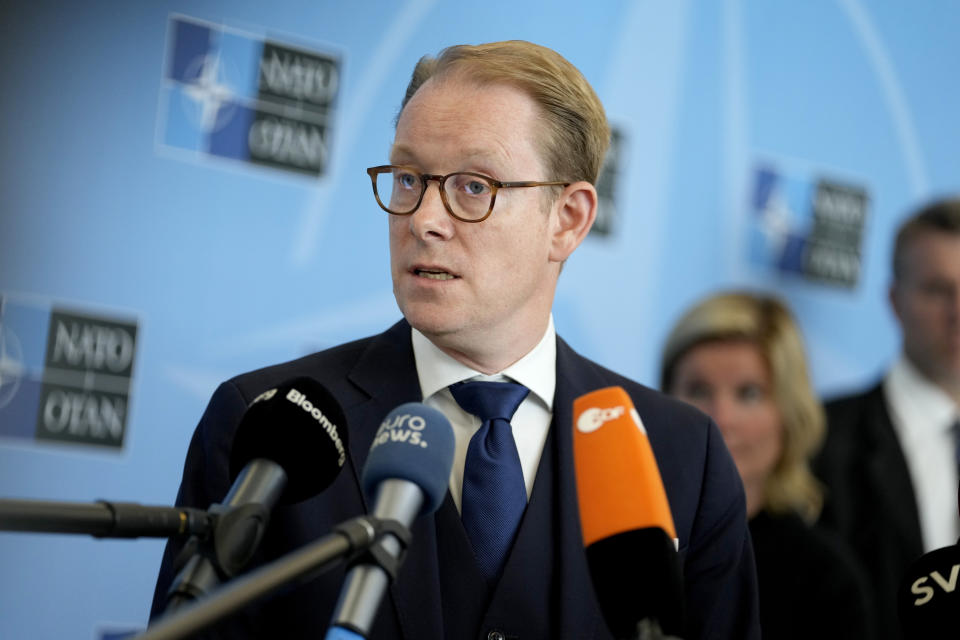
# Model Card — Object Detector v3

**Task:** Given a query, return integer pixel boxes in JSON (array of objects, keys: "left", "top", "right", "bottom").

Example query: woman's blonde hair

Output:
[{"left": 660, "top": 292, "right": 825, "bottom": 522}]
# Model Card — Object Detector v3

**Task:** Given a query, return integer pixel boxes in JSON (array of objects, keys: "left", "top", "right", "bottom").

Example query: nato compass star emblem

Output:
[
  {"left": 160, "top": 16, "right": 340, "bottom": 177},
  {"left": 0, "top": 323, "right": 24, "bottom": 409},
  {"left": 180, "top": 53, "right": 239, "bottom": 133}
]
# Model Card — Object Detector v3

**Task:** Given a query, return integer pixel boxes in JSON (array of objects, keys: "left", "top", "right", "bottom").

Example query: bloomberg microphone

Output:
[
  {"left": 326, "top": 402, "right": 455, "bottom": 640},
  {"left": 573, "top": 386, "right": 685, "bottom": 640},
  {"left": 164, "top": 376, "right": 349, "bottom": 611}
]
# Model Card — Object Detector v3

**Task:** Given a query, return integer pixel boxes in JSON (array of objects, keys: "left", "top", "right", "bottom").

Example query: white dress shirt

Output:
[
  {"left": 410, "top": 316, "right": 556, "bottom": 513},
  {"left": 883, "top": 355, "right": 960, "bottom": 552}
]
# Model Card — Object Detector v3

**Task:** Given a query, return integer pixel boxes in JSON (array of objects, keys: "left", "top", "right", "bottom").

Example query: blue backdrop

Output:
[{"left": 2, "top": 1, "right": 959, "bottom": 637}]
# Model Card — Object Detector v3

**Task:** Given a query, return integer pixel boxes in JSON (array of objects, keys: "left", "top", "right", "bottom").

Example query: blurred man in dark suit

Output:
[
  {"left": 152, "top": 40, "right": 760, "bottom": 639},
  {"left": 815, "top": 196, "right": 960, "bottom": 640}
]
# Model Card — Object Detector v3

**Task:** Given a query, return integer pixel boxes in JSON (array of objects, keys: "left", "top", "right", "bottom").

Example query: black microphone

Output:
[
  {"left": 136, "top": 402, "right": 453, "bottom": 640},
  {"left": 326, "top": 402, "right": 455, "bottom": 640},
  {"left": 573, "top": 387, "right": 685, "bottom": 640},
  {"left": 164, "top": 376, "right": 349, "bottom": 611},
  {"left": 897, "top": 481, "right": 960, "bottom": 637},
  {"left": 898, "top": 543, "right": 960, "bottom": 636}
]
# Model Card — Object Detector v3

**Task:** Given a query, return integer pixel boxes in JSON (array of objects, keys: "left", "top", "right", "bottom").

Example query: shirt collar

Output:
[
  {"left": 885, "top": 354, "right": 959, "bottom": 438},
  {"left": 411, "top": 315, "right": 556, "bottom": 410}
]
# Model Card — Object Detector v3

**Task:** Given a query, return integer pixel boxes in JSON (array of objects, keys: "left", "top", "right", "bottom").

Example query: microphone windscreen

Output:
[
  {"left": 573, "top": 386, "right": 684, "bottom": 638},
  {"left": 898, "top": 543, "right": 960, "bottom": 637},
  {"left": 573, "top": 386, "right": 676, "bottom": 547},
  {"left": 361, "top": 403, "right": 454, "bottom": 515},
  {"left": 229, "top": 377, "right": 349, "bottom": 505},
  {"left": 586, "top": 527, "right": 684, "bottom": 638}
]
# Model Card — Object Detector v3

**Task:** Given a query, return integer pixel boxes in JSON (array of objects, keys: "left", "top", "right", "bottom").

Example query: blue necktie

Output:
[{"left": 449, "top": 380, "right": 530, "bottom": 581}]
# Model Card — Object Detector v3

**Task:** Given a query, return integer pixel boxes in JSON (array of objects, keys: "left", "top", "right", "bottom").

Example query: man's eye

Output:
[
  {"left": 396, "top": 172, "right": 419, "bottom": 189},
  {"left": 465, "top": 180, "right": 489, "bottom": 195},
  {"left": 451, "top": 174, "right": 491, "bottom": 196}
]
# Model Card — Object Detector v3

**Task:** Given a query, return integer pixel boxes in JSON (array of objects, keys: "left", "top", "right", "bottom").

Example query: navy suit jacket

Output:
[
  {"left": 151, "top": 320, "right": 759, "bottom": 639},
  {"left": 814, "top": 382, "right": 924, "bottom": 640}
]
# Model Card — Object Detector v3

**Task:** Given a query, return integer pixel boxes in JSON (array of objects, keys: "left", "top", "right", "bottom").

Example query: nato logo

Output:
[
  {"left": 748, "top": 163, "right": 869, "bottom": 287},
  {"left": 0, "top": 297, "right": 138, "bottom": 450},
  {"left": 158, "top": 15, "right": 340, "bottom": 177},
  {"left": 0, "top": 309, "right": 25, "bottom": 411},
  {"left": 592, "top": 128, "right": 624, "bottom": 238}
]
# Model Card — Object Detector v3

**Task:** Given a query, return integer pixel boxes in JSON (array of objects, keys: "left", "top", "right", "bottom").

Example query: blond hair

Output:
[
  {"left": 660, "top": 292, "right": 825, "bottom": 522},
  {"left": 398, "top": 40, "right": 610, "bottom": 185}
]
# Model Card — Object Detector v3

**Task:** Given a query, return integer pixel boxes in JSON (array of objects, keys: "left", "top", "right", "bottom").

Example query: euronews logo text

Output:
[{"left": 371, "top": 412, "right": 430, "bottom": 449}]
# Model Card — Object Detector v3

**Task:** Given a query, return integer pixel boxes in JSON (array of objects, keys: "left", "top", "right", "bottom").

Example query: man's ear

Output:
[{"left": 549, "top": 181, "right": 598, "bottom": 263}]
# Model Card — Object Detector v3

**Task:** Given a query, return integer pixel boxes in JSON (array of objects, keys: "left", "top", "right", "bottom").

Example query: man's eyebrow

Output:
[
  {"left": 388, "top": 145, "right": 504, "bottom": 167},
  {"left": 389, "top": 144, "right": 418, "bottom": 164}
]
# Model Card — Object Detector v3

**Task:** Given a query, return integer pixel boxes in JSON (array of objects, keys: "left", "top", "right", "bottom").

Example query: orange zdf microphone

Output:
[{"left": 573, "top": 386, "right": 684, "bottom": 640}]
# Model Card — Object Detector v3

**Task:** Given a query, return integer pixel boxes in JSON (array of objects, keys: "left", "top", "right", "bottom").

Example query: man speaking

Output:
[{"left": 151, "top": 40, "right": 760, "bottom": 639}]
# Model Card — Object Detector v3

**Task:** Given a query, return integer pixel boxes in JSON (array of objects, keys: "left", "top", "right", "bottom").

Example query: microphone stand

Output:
[
  {"left": 0, "top": 498, "right": 213, "bottom": 539},
  {"left": 136, "top": 516, "right": 409, "bottom": 640}
]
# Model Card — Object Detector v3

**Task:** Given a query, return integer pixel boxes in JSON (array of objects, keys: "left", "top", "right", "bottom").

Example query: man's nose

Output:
[{"left": 409, "top": 181, "right": 453, "bottom": 239}]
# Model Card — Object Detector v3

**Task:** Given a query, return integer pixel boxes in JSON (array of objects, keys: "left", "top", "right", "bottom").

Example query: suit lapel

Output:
[
  {"left": 553, "top": 338, "right": 607, "bottom": 640},
  {"left": 346, "top": 319, "right": 422, "bottom": 477},
  {"left": 863, "top": 384, "right": 924, "bottom": 555},
  {"left": 346, "top": 319, "right": 445, "bottom": 640}
]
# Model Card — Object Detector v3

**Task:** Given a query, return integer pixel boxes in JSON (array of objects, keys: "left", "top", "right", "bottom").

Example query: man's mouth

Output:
[{"left": 414, "top": 268, "right": 458, "bottom": 281}]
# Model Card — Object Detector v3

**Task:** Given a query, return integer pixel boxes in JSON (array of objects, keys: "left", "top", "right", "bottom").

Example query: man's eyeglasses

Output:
[{"left": 366, "top": 165, "right": 569, "bottom": 223}]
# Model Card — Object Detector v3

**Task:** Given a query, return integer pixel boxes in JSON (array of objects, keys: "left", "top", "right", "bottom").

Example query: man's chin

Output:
[
  {"left": 928, "top": 357, "right": 960, "bottom": 394},
  {"left": 943, "top": 364, "right": 960, "bottom": 387},
  {"left": 401, "top": 305, "right": 462, "bottom": 340}
]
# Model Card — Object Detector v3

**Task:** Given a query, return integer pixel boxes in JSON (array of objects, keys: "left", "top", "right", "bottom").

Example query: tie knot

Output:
[{"left": 449, "top": 380, "right": 530, "bottom": 422}]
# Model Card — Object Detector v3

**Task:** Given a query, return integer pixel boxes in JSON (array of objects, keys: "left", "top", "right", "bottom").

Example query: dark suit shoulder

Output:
[
  {"left": 619, "top": 373, "right": 719, "bottom": 467},
  {"left": 750, "top": 511, "right": 875, "bottom": 639},
  {"left": 222, "top": 320, "right": 409, "bottom": 405},
  {"left": 818, "top": 381, "right": 891, "bottom": 470},
  {"left": 823, "top": 381, "right": 885, "bottom": 420},
  {"left": 225, "top": 336, "right": 372, "bottom": 396},
  {"left": 556, "top": 338, "right": 713, "bottom": 439},
  {"left": 752, "top": 511, "right": 867, "bottom": 594}
]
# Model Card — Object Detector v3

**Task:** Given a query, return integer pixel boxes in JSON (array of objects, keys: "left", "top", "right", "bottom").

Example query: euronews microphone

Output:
[
  {"left": 326, "top": 402, "right": 455, "bottom": 640},
  {"left": 164, "top": 376, "right": 349, "bottom": 611},
  {"left": 573, "top": 386, "right": 684, "bottom": 640}
]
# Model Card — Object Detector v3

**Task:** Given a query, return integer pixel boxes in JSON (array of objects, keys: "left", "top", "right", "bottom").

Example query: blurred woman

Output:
[{"left": 660, "top": 292, "right": 874, "bottom": 640}]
